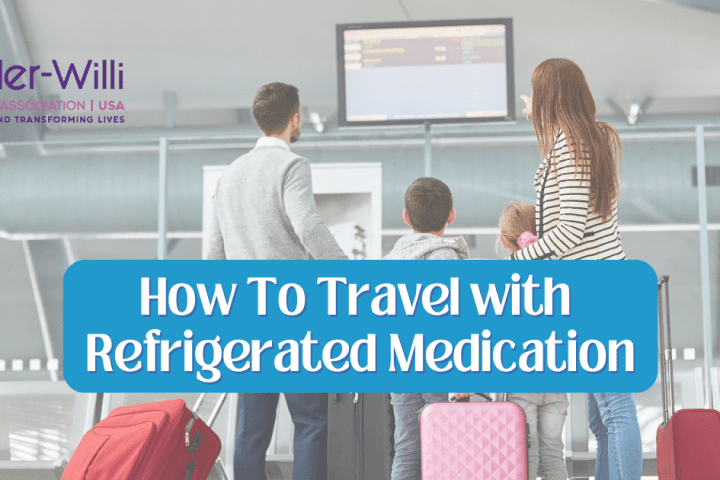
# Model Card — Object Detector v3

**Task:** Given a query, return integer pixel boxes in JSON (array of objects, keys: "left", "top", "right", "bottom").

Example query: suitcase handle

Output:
[
  {"left": 658, "top": 275, "right": 675, "bottom": 426},
  {"left": 192, "top": 393, "right": 228, "bottom": 428},
  {"left": 330, "top": 393, "right": 359, "bottom": 403},
  {"left": 450, "top": 393, "right": 494, "bottom": 402}
]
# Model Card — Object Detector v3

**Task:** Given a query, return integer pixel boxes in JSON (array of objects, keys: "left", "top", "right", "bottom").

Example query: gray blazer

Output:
[{"left": 207, "top": 140, "right": 348, "bottom": 261}]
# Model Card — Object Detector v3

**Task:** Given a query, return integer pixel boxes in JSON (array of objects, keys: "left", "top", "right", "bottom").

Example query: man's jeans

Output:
[
  {"left": 588, "top": 392, "right": 642, "bottom": 480},
  {"left": 508, "top": 393, "right": 569, "bottom": 480},
  {"left": 234, "top": 393, "right": 328, "bottom": 480},
  {"left": 390, "top": 393, "right": 447, "bottom": 480}
]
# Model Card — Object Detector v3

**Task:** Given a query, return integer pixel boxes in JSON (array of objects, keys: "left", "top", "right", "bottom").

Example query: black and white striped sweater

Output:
[{"left": 510, "top": 131, "right": 626, "bottom": 260}]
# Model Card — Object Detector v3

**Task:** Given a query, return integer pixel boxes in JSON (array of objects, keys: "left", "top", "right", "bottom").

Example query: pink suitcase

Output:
[{"left": 420, "top": 395, "right": 528, "bottom": 479}]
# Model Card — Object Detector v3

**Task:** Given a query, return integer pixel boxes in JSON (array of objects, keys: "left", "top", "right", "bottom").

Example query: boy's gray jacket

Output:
[{"left": 383, "top": 233, "right": 469, "bottom": 260}]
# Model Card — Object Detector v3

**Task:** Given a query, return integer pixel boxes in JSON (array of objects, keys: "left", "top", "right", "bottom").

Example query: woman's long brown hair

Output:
[{"left": 531, "top": 58, "right": 622, "bottom": 221}]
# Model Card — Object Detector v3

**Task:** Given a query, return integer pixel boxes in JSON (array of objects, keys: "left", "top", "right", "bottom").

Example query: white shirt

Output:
[{"left": 256, "top": 136, "right": 290, "bottom": 151}]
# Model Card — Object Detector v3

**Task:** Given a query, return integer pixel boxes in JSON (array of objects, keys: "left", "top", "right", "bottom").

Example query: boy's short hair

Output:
[
  {"left": 252, "top": 82, "right": 300, "bottom": 135},
  {"left": 404, "top": 177, "right": 453, "bottom": 233}
]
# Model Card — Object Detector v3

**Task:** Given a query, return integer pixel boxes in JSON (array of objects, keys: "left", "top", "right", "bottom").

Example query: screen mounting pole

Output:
[{"left": 424, "top": 122, "right": 432, "bottom": 177}]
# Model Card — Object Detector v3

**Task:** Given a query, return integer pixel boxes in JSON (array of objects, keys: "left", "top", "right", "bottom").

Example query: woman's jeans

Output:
[
  {"left": 587, "top": 393, "right": 642, "bottom": 480},
  {"left": 508, "top": 393, "right": 568, "bottom": 480},
  {"left": 390, "top": 393, "right": 447, "bottom": 480}
]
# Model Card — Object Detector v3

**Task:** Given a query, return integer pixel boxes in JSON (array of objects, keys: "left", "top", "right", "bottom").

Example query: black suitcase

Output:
[{"left": 327, "top": 393, "right": 395, "bottom": 480}]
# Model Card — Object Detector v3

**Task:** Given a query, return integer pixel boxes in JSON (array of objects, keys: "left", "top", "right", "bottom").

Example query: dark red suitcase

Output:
[
  {"left": 656, "top": 276, "right": 720, "bottom": 479},
  {"left": 62, "top": 393, "right": 226, "bottom": 480}
]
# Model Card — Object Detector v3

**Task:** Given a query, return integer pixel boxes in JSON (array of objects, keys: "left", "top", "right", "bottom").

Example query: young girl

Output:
[
  {"left": 499, "top": 201, "right": 569, "bottom": 480},
  {"left": 497, "top": 202, "right": 538, "bottom": 254}
]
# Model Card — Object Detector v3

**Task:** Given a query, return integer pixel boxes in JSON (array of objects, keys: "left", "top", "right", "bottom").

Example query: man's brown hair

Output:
[{"left": 252, "top": 82, "right": 300, "bottom": 135}]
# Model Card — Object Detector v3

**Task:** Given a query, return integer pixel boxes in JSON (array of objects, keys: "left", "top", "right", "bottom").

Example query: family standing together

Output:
[{"left": 207, "top": 58, "right": 642, "bottom": 480}]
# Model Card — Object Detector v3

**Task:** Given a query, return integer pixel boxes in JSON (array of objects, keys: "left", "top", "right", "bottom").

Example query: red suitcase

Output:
[
  {"left": 656, "top": 276, "right": 720, "bottom": 479},
  {"left": 62, "top": 393, "right": 226, "bottom": 480}
]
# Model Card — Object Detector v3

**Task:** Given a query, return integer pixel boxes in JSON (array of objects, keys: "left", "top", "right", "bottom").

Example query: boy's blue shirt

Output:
[{"left": 383, "top": 233, "right": 469, "bottom": 260}]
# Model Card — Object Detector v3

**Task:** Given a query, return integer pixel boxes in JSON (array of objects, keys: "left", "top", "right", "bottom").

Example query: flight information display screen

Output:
[{"left": 337, "top": 19, "right": 515, "bottom": 127}]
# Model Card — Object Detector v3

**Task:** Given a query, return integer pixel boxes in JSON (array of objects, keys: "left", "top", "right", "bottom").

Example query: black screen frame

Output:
[{"left": 336, "top": 18, "right": 515, "bottom": 128}]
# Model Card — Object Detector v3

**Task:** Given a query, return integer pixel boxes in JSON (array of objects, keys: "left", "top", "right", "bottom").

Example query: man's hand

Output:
[
  {"left": 521, "top": 94, "right": 532, "bottom": 120},
  {"left": 454, "top": 392, "right": 473, "bottom": 400}
]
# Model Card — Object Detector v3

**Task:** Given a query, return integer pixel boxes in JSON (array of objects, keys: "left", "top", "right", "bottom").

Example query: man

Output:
[{"left": 207, "top": 82, "right": 347, "bottom": 480}]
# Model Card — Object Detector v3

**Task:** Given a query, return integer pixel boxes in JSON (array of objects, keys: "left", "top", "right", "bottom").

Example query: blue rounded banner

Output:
[{"left": 63, "top": 260, "right": 658, "bottom": 393}]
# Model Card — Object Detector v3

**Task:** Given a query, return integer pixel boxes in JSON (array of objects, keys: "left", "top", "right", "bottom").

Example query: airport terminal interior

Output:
[{"left": 0, "top": 0, "right": 718, "bottom": 478}]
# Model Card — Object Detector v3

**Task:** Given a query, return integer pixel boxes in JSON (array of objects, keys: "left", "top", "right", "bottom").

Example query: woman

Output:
[{"left": 512, "top": 58, "right": 642, "bottom": 480}]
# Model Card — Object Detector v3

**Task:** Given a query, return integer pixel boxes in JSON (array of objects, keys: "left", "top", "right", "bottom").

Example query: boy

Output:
[{"left": 384, "top": 177, "right": 468, "bottom": 480}]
